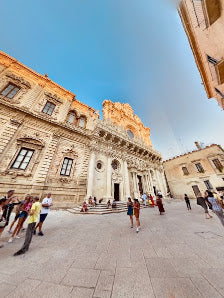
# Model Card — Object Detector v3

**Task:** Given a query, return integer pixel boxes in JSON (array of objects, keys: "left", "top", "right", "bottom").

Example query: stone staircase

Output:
[{"left": 67, "top": 201, "right": 151, "bottom": 215}]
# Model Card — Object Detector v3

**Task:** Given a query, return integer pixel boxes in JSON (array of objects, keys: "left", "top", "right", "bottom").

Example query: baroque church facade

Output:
[{"left": 0, "top": 51, "right": 167, "bottom": 207}]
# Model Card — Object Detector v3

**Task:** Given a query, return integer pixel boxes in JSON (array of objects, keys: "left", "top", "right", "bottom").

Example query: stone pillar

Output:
[
  {"left": 0, "top": 120, "right": 22, "bottom": 155},
  {"left": 134, "top": 172, "right": 139, "bottom": 198},
  {"left": 143, "top": 174, "right": 148, "bottom": 193},
  {"left": 159, "top": 170, "right": 167, "bottom": 195},
  {"left": 148, "top": 170, "right": 153, "bottom": 193},
  {"left": 124, "top": 161, "right": 130, "bottom": 199},
  {"left": 155, "top": 169, "right": 164, "bottom": 194},
  {"left": 35, "top": 134, "right": 60, "bottom": 184},
  {"left": 86, "top": 151, "right": 96, "bottom": 197},
  {"left": 106, "top": 157, "right": 112, "bottom": 198},
  {"left": 145, "top": 174, "right": 150, "bottom": 193}
]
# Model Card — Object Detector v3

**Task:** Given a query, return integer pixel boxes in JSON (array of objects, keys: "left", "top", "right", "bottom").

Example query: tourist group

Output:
[{"left": 0, "top": 190, "right": 52, "bottom": 254}]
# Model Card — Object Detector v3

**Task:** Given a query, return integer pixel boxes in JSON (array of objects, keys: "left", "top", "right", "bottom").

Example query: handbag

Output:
[{"left": 0, "top": 218, "right": 6, "bottom": 228}]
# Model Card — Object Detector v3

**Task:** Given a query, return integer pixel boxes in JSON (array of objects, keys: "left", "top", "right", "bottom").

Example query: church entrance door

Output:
[
  {"left": 114, "top": 183, "right": 120, "bottom": 201},
  {"left": 137, "top": 175, "right": 143, "bottom": 194}
]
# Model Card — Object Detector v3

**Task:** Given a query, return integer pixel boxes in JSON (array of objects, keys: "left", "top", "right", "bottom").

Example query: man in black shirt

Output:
[{"left": 184, "top": 194, "right": 191, "bottom": 210}]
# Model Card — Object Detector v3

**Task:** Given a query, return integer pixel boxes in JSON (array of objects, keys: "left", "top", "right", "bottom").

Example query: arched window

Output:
[
  {"left": 67, "top": 112, "right": 78, "bottom": 126},
  {"left": 127, "top": 129, "right": 134, "bottom": 139},
  {"left": 79, "top": 116, "right": 86, "bottom": 128}
]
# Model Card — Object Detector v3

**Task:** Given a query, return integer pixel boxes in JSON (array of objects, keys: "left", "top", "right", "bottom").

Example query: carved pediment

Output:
[
  {"left": 6, "top": 73, "right": 31, "bottom": 88},
  {"left": 44, "top": 91, "right": 63, "bottom": 104},
  {"left": 17, "top": 137, "right": 44, "bottom": 147},
  {"left": 62, "top": 145, "right": 78, "bottom": 157}
]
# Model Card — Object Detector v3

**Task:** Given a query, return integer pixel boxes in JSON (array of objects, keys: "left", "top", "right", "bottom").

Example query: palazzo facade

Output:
[{"left": 0, "top": 51, "right": 166, "bottom": 207}]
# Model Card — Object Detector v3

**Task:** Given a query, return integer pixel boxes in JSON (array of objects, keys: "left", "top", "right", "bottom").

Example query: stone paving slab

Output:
[{"left": 0, "top": 200, "right": 224, "bottom": 297}]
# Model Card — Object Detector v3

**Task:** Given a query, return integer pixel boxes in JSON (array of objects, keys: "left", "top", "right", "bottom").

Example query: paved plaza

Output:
[{"left": 0, "top": 200, "right": 224, "bottom": 298}]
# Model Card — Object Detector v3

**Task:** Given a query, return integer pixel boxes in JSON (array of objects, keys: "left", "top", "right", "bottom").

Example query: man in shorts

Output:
[
  {"left": 34, "top": 192, "right": 53, "bottom": 236},
  {"left": 14, "top": 196, "right": 41, "bottom": 256}
]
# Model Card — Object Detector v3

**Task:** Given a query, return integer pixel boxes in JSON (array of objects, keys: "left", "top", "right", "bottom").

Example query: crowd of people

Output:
[
  {"left": 1, "top": 187, "right": 223, "bottom": 255},
  {"left": 0, "top": 190, "right": 53, "bottom": 254},
  {"left": 195, "top": 190, "right": 224, "bottom": 226}
]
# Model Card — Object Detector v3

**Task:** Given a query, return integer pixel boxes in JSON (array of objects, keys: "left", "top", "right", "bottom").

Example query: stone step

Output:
[{"left": 67, "top": 202, "right": 151, "bottom": 215}]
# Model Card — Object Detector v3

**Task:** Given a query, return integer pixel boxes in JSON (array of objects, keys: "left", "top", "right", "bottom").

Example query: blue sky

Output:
[{"left": 1, "top": 0, "right": 223, "bottom": 159}]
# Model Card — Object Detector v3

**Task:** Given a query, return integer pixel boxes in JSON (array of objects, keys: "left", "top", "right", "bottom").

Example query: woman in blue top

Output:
[
  {"left": 127, "top": 197, "right": 133, "bottom": 228},
  {"left": 205, "top": 190, "right": 224, "bottom": 227}
]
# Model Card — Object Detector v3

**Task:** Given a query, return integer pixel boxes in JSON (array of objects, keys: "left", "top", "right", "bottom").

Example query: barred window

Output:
[
  {"left": 60, "top": 158, "right": 73, "bottom": 176},
  {"left": 182, "top": 166, "right": 189, "bottom": 175},
  {"left": 1, "top": 83, "right": 20, "bottom": 99},
  {"left": 212, "top": 158, "right": 223, "bottom": 170},
  {"left": 204, "top": 180, "right": 213, "bottom": 190},
  {"left": 11, "top": 148, "right": 34, "bottom": 170},
  {"left": 42, "top": 101, "right": 56, "bottom": 116},
  {"left": 195, "top": 163, "right": 204, "bottom": 173}
]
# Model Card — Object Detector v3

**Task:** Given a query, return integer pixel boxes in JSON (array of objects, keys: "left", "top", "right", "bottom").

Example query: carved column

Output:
[
  {"left": 134, "top": 172, "right": 139, "bottom": 198},
  {"left": 155, "top": 169, "right": 164, "bottom": 194},
  {"left": 0, "top": 119, "right": 22, "bottom": 156},
  {"left": 124, "top": 161, "right": 130, "bottom": 199},
  {"left": 146, "top": 174, "right": 151, "bottom": 192},
  {"left": 143, "top": 174, "right": 148, "bottom": 193},
  {"left": 148, "top": 170, "right": 153, "bottom": 193},
  {"left": 106, "top": 156, "right": 112, "bottom": 198},
  {"left": 86, "top": 151, "right": 96, "bottom": 197},
  {"left": 158, "top": 169, "right": 167, "bottom": 195},
  {"left": 35, "top": 134, "right": 60, "bottom": 184}
]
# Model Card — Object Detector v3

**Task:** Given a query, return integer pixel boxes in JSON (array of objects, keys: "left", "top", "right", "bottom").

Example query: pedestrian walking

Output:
[
  {"left": 196, "top": 195, "right": 213, "bottom": 219},
  {"left": 8, "top": 199, "right": 24, "bottom": 233},
  {"left": 127, "top": 197, "right": 133, "bottom": 228},
  {"left": 0, "top": 190, "right": 15, "bottom": 247},
  {"left": 9, "top": 195, "right": 33, "bottom": 242},
  {"left": 184, "top": 194, "right": 191, "bottom": 210},
  {"left": 34, "top": 192, "right": 53, "bottom": 236},
  {"left": 14, "top": 196, "right": 41, "bottom": 256},
  {"left": 156, "top": 194, "right": 165, "bottom": 215},
  {"left": 133, "top": 199, "right": 140, "bottom": 233},
  {"left": 205, "top": 191, "right": 224, "bottom": 227}
]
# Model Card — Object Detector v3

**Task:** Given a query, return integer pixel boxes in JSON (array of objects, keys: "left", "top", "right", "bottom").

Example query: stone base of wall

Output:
[{"left": 0, "top": 182, "right": 87, "bottom": 208}]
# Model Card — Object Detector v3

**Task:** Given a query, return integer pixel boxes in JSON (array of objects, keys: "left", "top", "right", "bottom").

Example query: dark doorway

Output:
[
  {"left": 153, "top": 186, "right": 157, "bottom": 196},
  {"left": 192, "top": 185, "right": 200, "bottom": 198},
  {"left": 114, "top": 183, "right": 120, "bottom": 201},
  {"left": 137, "top": 175, "right": 143, "bottom": 194}
]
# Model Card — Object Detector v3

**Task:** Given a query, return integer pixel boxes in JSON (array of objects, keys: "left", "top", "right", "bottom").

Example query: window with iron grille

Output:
[
  {"left": 195, "top": 163, "right": 205, "bottom": 173},
  {"left": 0, "top": 83, "right": 20, "bottom": 99},
  {"left": 212, "top": 158, "right": 223, "bottom": 171},
  {"left": 11, "top": 148, "right": 34, "bottom": 170},
  {"left": 182, "top": 166, "right": 189, "bottom": 175},
  {"left": 60, "top": 158, "right": 73, "bottom": 176},
  {"left": 204, "top": 180, "right": 213, "bottom": 190},
  {"left": 42, "top": 101, "right": 56, "bottom": 116}
]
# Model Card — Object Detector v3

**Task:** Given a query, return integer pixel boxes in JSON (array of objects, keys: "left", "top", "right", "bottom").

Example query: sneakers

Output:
[
  {"left": 136, "top": 228, "right": 139, "bottom": 233},
  {"left": 8, "top": 237, "right": 13, "bottom": 243},
  {"left": 38, "top": 231, "right": 44, "bottom": 236},
  {"left": 33, "top": 230, "right": 36, "bottom": 235},
  {"left": 15, "top": 236, "right": 20, "bottom": 239}
]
